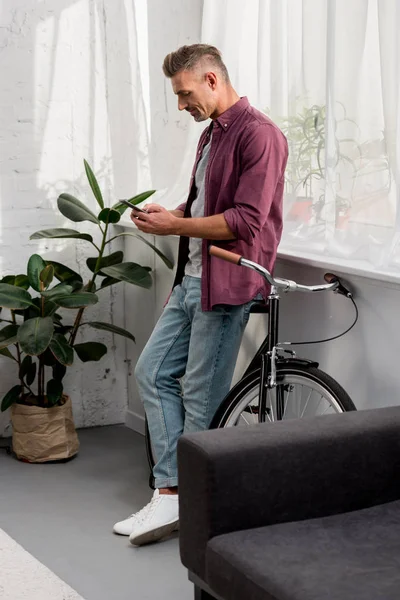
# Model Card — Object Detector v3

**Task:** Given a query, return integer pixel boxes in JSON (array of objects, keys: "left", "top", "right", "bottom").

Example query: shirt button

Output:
[{"left": 224, "top": 124, "right": 227, "bottom": 127}]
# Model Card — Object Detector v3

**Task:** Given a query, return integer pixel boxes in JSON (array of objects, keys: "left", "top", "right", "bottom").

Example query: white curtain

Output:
[{"left": 202, "top": 0, "right": 400, "bottom": 274}]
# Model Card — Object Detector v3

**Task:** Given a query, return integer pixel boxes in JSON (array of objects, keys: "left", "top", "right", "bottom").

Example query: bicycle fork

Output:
[
  {"left": 259, "top": 352, "right": 285, "bottom": 421},
  {"left": 259, "top": 286, "right": 289, "bottom": 422},
  {"left": 258, "top": 287, "right": 280, "bottom": 421}
]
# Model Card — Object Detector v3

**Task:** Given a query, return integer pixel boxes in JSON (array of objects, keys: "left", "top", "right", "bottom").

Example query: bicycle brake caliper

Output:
[
  {"left": 269, "top": 347, "right": 296, "bottom": 387},
  {"left": 269, "top": 346, "right": 279, "bottom": 388}
]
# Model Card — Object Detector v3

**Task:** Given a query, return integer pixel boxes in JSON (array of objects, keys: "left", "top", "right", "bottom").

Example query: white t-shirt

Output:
[{"left": 185, "top": 132, "right": 212, "bottom": 278}]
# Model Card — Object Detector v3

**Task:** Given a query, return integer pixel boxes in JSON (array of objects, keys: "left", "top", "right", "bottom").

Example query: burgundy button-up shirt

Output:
[{"left": 173, "top": 97, "right": 288, "bottom": 311}]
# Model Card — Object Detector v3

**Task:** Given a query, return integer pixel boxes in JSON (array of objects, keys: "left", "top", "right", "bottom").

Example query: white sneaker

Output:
[
  {"left": 113, "top": 500, "right": 153, "bottom": 536},
  {"left": 128, "top": 490, "right": 179, "bottom": 546}
]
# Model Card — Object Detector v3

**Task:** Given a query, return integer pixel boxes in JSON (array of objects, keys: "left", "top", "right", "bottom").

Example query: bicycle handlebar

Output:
[{"left": 209, "top": 245, "right": 352, "bottom": 297}]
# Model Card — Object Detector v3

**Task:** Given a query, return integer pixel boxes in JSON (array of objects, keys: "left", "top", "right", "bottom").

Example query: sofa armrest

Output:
[{"left": 178, "top": 406, "right": 400, "bottom": 579}]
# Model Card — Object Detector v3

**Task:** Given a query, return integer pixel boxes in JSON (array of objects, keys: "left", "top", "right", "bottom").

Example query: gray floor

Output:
[{"left": 0, "top": 425, "right": 192, "bottom": 600}]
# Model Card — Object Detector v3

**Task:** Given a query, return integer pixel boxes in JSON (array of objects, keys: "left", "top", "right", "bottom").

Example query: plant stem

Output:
[
  {"left": 38, "top": 285, "right": 45, "bottom": 402},
  {"left": 21, "top": 379, "right": 35, "bottom": 397},
  {"left": 11, "top": 311, "right": 24, "bottom": 394},
  {"left": 69, "top": 220, "right": 109, "bottom": 346},
  {"left": 90, "top": 241, "right": 101, "bottom": 253}
]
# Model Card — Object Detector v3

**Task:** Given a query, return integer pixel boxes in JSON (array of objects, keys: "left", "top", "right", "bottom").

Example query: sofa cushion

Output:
[{"left": 206, "top": 499, "right": 400, "bottom": 600}]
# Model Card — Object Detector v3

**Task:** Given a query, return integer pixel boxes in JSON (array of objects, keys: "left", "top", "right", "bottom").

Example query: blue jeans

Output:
[{"left": 135, "top": 276, "right": 253, "bottom": 488}]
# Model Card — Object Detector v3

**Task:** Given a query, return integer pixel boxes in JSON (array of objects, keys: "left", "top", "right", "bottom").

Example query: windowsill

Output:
[{"left": 277, "top": 247, "right": 400, "bottom": 286}]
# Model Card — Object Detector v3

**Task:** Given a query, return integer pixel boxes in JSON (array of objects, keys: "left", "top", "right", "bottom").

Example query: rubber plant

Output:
[{"left": 0, "top": 159, "right": 173, "bottom": 411}]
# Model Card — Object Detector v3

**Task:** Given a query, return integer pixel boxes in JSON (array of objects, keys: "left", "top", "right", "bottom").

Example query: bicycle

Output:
[{"left": 145, "top": 246, "right": 357, "bottom": 482}]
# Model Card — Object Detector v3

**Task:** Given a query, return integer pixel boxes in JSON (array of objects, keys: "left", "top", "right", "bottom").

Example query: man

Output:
[{"left": 113, "top": 44, "right": 288, "bottom": 546}]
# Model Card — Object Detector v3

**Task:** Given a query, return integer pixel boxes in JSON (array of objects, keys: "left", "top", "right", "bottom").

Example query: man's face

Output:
[{"left": 171, "top": 69, "right": 217, "bottom": 122}]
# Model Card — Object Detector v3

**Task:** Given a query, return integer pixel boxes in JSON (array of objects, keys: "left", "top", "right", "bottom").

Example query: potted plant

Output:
[
  {"left": 0, "top": 159, "right": 172, "bottom": 462},
  {"left": 274, "top": 103, "right": 362, "bottom": 227}
]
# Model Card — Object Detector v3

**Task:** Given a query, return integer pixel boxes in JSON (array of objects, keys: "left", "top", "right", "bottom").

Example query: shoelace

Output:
[
  {"left": 130, "top": 493, "right": 161, "bottom": 524},
  {"left": 138, "top": 495, "right": 162, "bottom": 524}
]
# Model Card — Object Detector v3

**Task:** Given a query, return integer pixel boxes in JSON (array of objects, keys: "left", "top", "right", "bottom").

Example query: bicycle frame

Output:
[{"left": 208, "top": 246, "right": 353, "bottom": 423}]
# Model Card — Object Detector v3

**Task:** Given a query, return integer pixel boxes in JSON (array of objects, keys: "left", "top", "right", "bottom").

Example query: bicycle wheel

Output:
[{"left": 210, "top": 363, "right": 356, "bottom": 428}]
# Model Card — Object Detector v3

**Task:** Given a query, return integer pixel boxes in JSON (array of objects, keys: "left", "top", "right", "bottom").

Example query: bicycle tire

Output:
[
  {"left": 145, "top": 416, "right": 156, "bottom": 489},
  {"left": 210, "top": 362, "right": 356, "bottom": 428}
]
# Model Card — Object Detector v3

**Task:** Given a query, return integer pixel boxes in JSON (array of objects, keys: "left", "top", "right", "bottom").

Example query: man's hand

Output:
[{"left": 130, "top": 204, "right": 179, "bottom": 236}]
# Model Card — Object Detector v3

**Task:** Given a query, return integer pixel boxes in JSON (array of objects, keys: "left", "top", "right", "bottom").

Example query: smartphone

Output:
[{"left": 119, "top": 199, "right": 148, "bottom": 213}]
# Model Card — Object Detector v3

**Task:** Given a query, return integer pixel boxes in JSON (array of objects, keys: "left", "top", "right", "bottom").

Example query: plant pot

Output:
[{"left": 11, "top": 395, "right": 79, "bottom": 463}]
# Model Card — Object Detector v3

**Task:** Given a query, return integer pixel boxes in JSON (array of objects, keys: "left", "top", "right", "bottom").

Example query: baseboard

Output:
[{"left": 125, "top": 410, "right": 145, "bottom": 435}]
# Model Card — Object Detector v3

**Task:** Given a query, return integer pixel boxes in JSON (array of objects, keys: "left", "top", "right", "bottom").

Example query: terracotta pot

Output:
[{"left": 11, "top": 395, "right": 79, "bottom": 463}]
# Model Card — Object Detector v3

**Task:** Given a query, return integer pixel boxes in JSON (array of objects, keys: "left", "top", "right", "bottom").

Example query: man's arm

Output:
[
  {"left": 133, "top": 205, "right": 235, "bottom": 240},
  {"left": 223, "top": 123, "right": 288, "bottom": 245}
]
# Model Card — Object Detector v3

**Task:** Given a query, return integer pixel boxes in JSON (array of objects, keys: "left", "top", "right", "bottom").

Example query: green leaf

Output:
[
  {"left": 53, "top": 361, "right": 67, "bottom": 381},
  {"left": 45, "top": 261, "right": 83, "bottom": 285},
  {"left": 30, "top": 228, "right": 94, "bottom": 243},
  {"left": 41, "top": 348, "right": 56, "bottom": 366},
  {"left": 101, "top": 263, "right": 152, "bottom": 289},
  {"left": 50, "top": 333, "right": 74, "bottom": 366},
  {"left": 17, "top": 317, "right": 54, "bottom": 356},
  {"left": 113, "top": 190, "right": 156, "bottom": 215},
  {"left": 74, "top": 342, "right": 107, "bottom": 362},
  {"left": 98, "top": 208, "right": 121, "bottom": 224},
  {"left": 86, "top": 251, "right": 124, "bottom": 274},
  {"left": 111, "top": 233, "right": 174, "bottom": 269},
  {"left": 15, "top": 275, "right": 30, "bottom": 290},
  {"left": 40, "top": 265, "right": 54, "bottom": 289},
  {"left": 58, "top": 193, "right": 99, "bottom": 224},
  {"left": 1, "top": 385, "right": 22, "bottom": 412},
  {"left": 84, "top": 321, "right": 135, "bottom": 342},
  {"left": 137, "top": 235, "right": 174, "bottom": 268},
  {"left": 100, "top": 276, "right": 121, "bottom": 290},
  {"left": 0, "top": 284, "right": 36, "bottom": 310},
  {"left": 42, "top": 283, "right": 74, "bottom": 299},
  {"left": 27, "top": 254, "right": 47, "bottom": 292},
  {"left": 0, "top": 347, "right": 17, "bottom": 361},
  {"left": 1, "top": 275, "right": 15, "bottom": 285},
  {"left": 42, "top": 300, "right": 58, "bottom": 317},
  {"left": 19, "top": 355, "right": 32, "bottom": 379},
  {"left": 128, "top": 190, "right": 156, "bottom": 204},
  {"left": 0, "top": 324, "right": 19, "bottom": 349},
  {"left": 19, "top": 355, "right": 37, "bottom": 386},
  {"left": 47, "top": 378, "right": 63, "bottom": 407},
  {"left": 53, "top": 292, "right": 98, "bottom": 309},
  {"left": 26, "top": 361, "right": 37, "bottom": 386},
  {"left": 84, "top": 159, "right": 104, "bottom": 209}
]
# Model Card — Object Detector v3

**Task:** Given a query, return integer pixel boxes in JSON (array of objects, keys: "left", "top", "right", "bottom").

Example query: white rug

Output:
[{"left": 0, "top": 528, "right": 85, "bottom": 600}]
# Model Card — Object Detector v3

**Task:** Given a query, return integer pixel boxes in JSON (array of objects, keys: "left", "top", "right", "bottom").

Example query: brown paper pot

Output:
[{"left": 11, "top": 395, "right": 79, "bottom": 463}]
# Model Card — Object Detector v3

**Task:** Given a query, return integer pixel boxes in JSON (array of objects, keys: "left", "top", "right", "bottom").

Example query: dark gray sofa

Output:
[{"left": 177, "top": 406, "right": 400, "bottom": 600}]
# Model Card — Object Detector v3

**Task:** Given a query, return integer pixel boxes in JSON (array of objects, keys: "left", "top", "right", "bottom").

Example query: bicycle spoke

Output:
[
  {"left": 300, "top": 388, "right": 313, "bottom": 418},
  {"left": 239, "top": 413, "right": 252, "bottom": 426},
  {"left": 283, "top": 388, "right": 289, "bottom": 419},
  {"left": 320, "top": 402, "right": 333, "bottom": 416}
]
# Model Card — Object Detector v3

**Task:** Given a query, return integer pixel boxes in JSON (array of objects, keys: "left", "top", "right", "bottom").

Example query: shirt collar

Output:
[{"left": 213, "top": 97, "right": 249, "bottom": 131}]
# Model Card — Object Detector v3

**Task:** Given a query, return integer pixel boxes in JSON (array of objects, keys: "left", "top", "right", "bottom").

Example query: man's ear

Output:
[{"left": 205, "top": 71, "right": 217, "bottom": 90}]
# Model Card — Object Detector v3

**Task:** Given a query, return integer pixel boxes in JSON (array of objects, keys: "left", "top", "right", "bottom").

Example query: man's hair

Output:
[{"left": 162, "top": 44, "right": 230, "bottom": 82}]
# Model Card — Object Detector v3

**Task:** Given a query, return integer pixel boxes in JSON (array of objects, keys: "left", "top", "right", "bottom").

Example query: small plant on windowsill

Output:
[
  {"left": 273, "top": 103, "right": 364, "bottom": 226},
  {"left": 0, "top": 159, "right": 173, "bottom": 463}
]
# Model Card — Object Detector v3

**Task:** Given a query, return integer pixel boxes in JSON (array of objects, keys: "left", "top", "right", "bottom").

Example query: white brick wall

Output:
[
  {"left": 0, "top": 0, "right": 204, "bottom": 436},
  {"left": 0, "top": 0, "right": 147, "bottom": 435}
]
